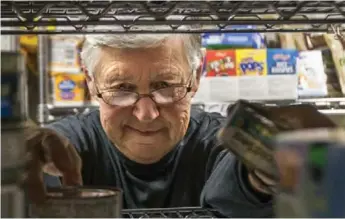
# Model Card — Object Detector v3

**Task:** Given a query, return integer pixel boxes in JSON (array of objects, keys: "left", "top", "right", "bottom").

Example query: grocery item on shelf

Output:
[
  {"left": 194, "top": 49, "right": 298, "bottom": 102},
  {"left": 279, "top": 33, "right": 308, "bottom": 51},
  {"left": 292, "top": 33, "right": 309, "bottom": 51},
  {"left": 236, "top": 49, "right": 267, "bottom": 76},
  {"left": 266, "top": 49, "right": 299, "bottom": 100},
  {"left": 201, "top": 27, "right": 265, "bottom": 49},
  {"left": 267, "top": 49, "right": 298, "bottom": 75},
  {"left": 279, "top": 33, "right": 297, "bottom": 50},
  {"left": 274, "top": 128, "right": 345, "bottom": 218},
  {"left": 265, "top": 33, "right": 281, "bottom": 48},
  {"left": 321, "top": 49, "right": 343, "bottom": 97},
  {"left": 49, "top": 35, "right": 84, "bottom": 74},
  {"left": 204, "top": 50, "right": 236, "bottom": 77},
  {"left": 297, "top": 51, "right": 328, "bottom": 97},
  {"left": 51, "top": 72, "right": 87, "bottom": 106},
  {"left": 324, "top": 34, "right": 345, "bottom": 95}
]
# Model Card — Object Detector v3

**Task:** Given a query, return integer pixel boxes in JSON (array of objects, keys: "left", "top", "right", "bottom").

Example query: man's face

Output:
[{"left": 92, "top": 38, "right": 198, "bottom": 164}]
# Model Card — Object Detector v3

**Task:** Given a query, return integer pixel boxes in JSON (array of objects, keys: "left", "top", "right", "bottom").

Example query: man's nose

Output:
[{"left": 133, "top": 97, "right": 159, "bottom": 122}]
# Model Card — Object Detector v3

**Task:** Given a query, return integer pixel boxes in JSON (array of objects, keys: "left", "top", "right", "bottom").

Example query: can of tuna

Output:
[
  {"left": 29, "top": 186, "right": 122, "bottom": 218},
  {"left": 274, "top": 128, "right": 345, "bottom": 218},
  {"left": 1, "top": 184, "right": 26, "bottom": 218}
]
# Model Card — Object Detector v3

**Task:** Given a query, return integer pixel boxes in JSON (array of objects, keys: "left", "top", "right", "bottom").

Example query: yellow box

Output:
[
  {"left": 236, "top": 49, "right": 267, "bottom": 76},
  {"left": 52, "top": 73, "right": 86, "bottom": 105},
  {"left": 49, "top": 36, "right": 84, "bottom": 74}
]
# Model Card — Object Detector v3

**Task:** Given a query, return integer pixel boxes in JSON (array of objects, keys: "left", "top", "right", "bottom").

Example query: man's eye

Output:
[
  {"left": 116, "top": 83, "right": 135, "bottom": 91},
  {"left": 152, "top": 81, "right": 171, "bottom": 90}
]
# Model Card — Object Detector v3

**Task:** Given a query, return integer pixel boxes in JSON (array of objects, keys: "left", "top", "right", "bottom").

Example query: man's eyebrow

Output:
[
  {"left": 153, "top": 71, "right": 183, "bottom": 80},
  {"left": 101, "top": 65, "right": 134, "bottom": 82}
]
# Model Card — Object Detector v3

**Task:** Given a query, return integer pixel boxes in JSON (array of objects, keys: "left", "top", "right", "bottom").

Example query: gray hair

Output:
[{"left": 80, "top": 34, "right": 202, "bottom": 79}]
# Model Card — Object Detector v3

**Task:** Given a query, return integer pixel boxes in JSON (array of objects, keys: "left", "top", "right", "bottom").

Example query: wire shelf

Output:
[
  {"left": 121, "top": 207, "right": 219, "bottom": 218},
  {"left": 1, "top": 1, "right": 345, "bottom": 34}
]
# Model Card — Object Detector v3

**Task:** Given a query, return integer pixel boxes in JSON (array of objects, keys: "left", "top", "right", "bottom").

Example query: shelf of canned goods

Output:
[{"left": 1, "top": 1, "right": 345, "bottom": 35}]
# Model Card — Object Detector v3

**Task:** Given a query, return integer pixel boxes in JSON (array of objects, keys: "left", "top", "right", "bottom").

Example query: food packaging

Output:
[
  {"left": 274, "top": 128, "right": 345, "bottom": 218},
  {"left": 267, "top": 49, "right": 298, "bottom": 76},
  {"left": 236, "top": 49, "right": 267, "bottom": 76},
  {"left": 201, "top": 26, "right": 265, "bottom": 49},
  {"left": 297, "top": 50, "right": 328, "bottom": 97},
  {"left": 51, "top": 73, "right": 86, "bottom": 106},
  {"left": 217, "top": 100, "right": 337, "bottom": 181},
  {"left": 49, "top": 36, "right": 84, "bottom": 74},
  {"left": 324, "top": 34, "right": 345, "bottom": 95},
  {"left": 204, "top": 50, "right": 236, "bottom": 77}
]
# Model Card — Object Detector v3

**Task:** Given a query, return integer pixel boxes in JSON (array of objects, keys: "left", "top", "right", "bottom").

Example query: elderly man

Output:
[{"left": 26, "top": 34, "right": 275, "bottom": 217}]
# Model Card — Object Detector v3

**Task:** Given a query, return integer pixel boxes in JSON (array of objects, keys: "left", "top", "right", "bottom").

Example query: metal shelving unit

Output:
[
  {"left": 1, "top": 1, "right": 345, "bottom": 34},
  {"left": 2, "top": 0, "right": 344, "bottom": 124},
  {"left": 1, "top": 0, "right": 345, "bottom": 217}
]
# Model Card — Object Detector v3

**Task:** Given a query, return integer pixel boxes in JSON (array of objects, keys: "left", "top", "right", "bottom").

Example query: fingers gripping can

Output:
[
  {"left": 29, "top": 187, "right": 122, "bottom": 218},
  {"left": 274, "top": 128, "right": 345, "bottom": 218}
]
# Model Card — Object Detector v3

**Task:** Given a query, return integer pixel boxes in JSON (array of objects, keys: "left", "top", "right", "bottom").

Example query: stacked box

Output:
[
  {"left": 236, "top": 49, "right": 267, "bottom": 76},
  {"left": 205, "top": 50, "right": 236, "bottom": 77},
  {"left": 266, "top": 49, "right": 299, "bottom": 100},
  {"left": 49, "top": 36, "right": 84, "bottom": 74},
  {"left": 51, "top": 73, "right": 86, "bottom": 106},
  {"left": 297, "top": 51, "right": 328, "bottom": 97}
]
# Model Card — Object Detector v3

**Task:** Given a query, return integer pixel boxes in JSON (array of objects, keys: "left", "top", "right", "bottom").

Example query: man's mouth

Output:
[{"left": 125, "top": 126, "right": 162, "bottom": 136}]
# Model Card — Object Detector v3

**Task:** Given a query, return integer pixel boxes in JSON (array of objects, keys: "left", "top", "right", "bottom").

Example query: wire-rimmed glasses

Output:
[{"left": 95, "top": 83, "right": 193, "bottom": 107}]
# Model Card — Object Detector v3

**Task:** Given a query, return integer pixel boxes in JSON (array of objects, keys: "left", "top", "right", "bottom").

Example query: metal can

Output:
[
  {"left": 1, "top": 184, "right": 26, "bottom": 218},
  {"left": 274, "top": 128, "right": 345, "bottom": 218},
  {"left": 218, "top": 100, "right": 294, "bottom": 180},
  {"left": 29, "top": 187, "right": 122, "bottom": 218}
]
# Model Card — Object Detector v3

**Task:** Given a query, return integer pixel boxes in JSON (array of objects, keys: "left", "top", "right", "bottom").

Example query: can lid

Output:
[{"left": 46, "top": 187, "right": 118, "bottom": 199}]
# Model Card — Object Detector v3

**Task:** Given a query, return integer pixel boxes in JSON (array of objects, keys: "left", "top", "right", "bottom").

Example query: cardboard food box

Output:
[
  {"left": 297, "top": 51, "right": 328, "bottom": 97},
  {"left": 205, "top": 50, "right": 236, "bottom": 77},
  {"left": 266, "top": 49, "right": 299, "bottom": 100},
  {"left": 236, "top": 49, "right": 267, "bottom": 76},
  {"left": 49, "top": 36, "right": 84, "bottom": 74},
  {"left": 51, "top": 73, "right": 86, "bottom": 106}
]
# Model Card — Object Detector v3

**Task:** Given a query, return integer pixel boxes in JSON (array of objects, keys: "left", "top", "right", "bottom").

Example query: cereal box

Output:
[
  {"left": 51, "top": 73, "right": 86, "bottom": 106},
  {"left": 297, "top": 51, "right": 328, "bottom": 97},
  {"left": 267, "top": 49, "right": 298, "bottom": 75},
  {"left": 236, "top": 49, "right": 267, "bottom": 76},
  {"left": 205, "top": 50, "right": 236, "bottom": 77}
]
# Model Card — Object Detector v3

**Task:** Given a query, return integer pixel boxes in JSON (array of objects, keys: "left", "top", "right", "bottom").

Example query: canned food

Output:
[
  {"left": 1, "top": 184, "right": 25, "bottom": 218},
  {"left": 274, "top": 128, "right": 345, "bottom": 218},
  {"left": 29, "top": 187, "right": 122, "bottom": 218},
  {"left": 218, "top": 100, "right": 295, "bottom": 180}
]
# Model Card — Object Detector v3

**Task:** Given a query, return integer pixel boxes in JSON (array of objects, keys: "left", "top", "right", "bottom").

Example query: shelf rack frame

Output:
[{"left": 1, "top": 1, "right": 345, "bottom": 36}]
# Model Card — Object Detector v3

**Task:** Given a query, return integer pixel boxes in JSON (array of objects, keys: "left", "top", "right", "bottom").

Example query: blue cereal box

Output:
[{"left": 267, "top": 49, "right": 298, "bottom": 75}]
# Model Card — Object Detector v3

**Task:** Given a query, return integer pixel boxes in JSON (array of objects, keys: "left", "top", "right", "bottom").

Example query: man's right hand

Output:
[{"left": 25, "top": 128, "right": 83, "bottom": 203}]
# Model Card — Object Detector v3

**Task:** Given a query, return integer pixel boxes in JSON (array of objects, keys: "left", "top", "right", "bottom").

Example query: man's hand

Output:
[
  {"left": 248, "top": 170, "right": 277, "bottom": 195},
  {"left": 25, "top": 128, "right": 83, "bottom": 203}
]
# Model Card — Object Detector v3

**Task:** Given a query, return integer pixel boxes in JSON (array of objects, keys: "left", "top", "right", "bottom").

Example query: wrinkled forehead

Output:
[{"left": 94, "top": 38, "right": 190, "bottom": 84}]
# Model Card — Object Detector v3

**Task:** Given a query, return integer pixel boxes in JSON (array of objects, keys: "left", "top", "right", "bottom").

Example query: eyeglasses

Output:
[{"left": 95, "top": 83, "right": 193, "bottom": 107}]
